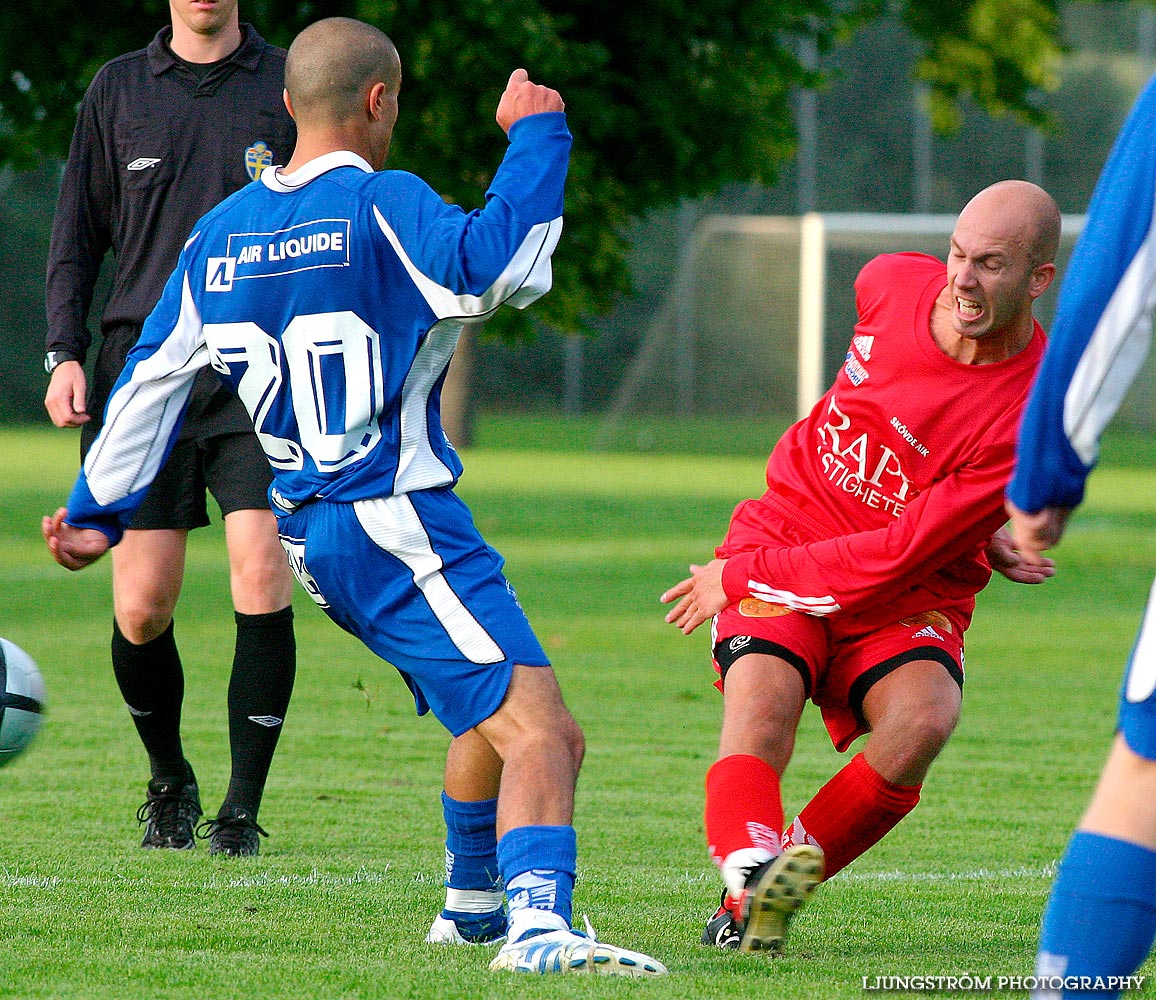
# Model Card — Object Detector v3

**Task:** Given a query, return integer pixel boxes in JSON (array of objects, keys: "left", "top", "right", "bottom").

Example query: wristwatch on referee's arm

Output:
[{"left": 44, "top": 351, "right": 80, "bottom": 374}]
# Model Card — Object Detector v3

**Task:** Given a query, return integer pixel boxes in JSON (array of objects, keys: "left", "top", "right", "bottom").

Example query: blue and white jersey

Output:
[
  {"left": 66, "top": 112, "right": 571, "bottom": 544},
  {"left": 1008, "top": 77, "right": 1156, "bottom": 513}
]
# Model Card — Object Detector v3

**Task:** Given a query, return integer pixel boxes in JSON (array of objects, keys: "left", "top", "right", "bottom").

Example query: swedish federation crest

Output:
[{"left": 244, "top": 140, "right": 274, "bottom": 181}]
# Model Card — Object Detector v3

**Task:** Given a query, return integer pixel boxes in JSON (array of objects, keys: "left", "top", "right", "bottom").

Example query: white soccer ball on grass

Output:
[{"left": 0, "top": 637, "right": 46, "bottom": 766}]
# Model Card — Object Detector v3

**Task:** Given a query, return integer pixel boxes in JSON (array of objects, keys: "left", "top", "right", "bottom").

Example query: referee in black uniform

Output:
[{"left": 44, "top": 0, "right": 298, "bottom": 858}]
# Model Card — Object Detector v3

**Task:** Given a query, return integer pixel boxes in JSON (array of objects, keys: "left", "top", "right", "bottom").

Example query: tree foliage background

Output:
[{"left": 0, "top": 0, "right": 1109, "bottom": 342}]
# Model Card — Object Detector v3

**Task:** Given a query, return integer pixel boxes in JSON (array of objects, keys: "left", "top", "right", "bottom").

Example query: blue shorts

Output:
[
  {"left": 1118, "top": 576, "right": 1156, "bottom": 760},
  {"left": 276, "top": 487, "right": 550, "bottom": 736}
]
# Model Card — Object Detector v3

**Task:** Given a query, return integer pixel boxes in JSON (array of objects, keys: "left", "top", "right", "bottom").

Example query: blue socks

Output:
[
  {"left": 499, "top": 824, "right": 577, "bottom": 942},
  {"left": 443, "top": 792, "right": 501, "bottom": 890},
  {"left": 438, "top": 798, "right": 580, "bottom": 944},
  {"left": 440, "top": 793, "right": 505, "bottom": 940},
  {"left": 1036, "top": 831, "right": 1156, "bottom": 996}
]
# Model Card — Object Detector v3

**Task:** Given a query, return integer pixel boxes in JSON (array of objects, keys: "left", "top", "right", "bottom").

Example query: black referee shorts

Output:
[
  {"left": 80, "top": 327, "right": 272, "bottom": 531},
  {"left": 125, "top": 431, "right": 272, "bottom": 531}
]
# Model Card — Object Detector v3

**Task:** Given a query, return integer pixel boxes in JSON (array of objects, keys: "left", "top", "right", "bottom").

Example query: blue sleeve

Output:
[
  {"left": 64, "top": 254, "right": 208, "bottom": 545},
  {"left": 1008, "top": 76, "right": 1156, "bottom": 513},
  {"left": 376, "top": 111, "right": 571, "bottom": 300}
]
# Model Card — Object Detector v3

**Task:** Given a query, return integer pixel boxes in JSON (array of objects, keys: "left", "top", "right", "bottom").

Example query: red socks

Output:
[
  {"left": 706, "top": 752, "right": 920, "bottom": 887},
  {"left": 784, "top": 752, "right": 920, "bottom": 878},
  {"left": 705, "top": 754, "right": 783, "bottom": 867}
]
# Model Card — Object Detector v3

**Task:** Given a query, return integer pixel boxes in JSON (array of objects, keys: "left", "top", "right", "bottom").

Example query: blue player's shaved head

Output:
[{"left": 285, "top": 18, "right": 400, "bottom": 126}]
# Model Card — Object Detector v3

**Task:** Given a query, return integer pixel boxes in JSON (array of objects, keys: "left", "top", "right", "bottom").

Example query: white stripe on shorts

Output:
[
  {"left": 1126, "top": 575, "right": 1156, "bottom": 703},
  {"left": 353, "top": 495, "right": 505, "bottom": 665}
]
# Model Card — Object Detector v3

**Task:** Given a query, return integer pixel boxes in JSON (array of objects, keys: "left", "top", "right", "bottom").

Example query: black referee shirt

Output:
[{"left": 45, "top": 23, "right": 297, "bottom": 365}]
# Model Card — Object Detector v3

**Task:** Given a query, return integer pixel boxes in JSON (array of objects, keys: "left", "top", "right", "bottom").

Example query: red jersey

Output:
[{"left": 718, "top": 252, "right": 1046, "bottom": 631}]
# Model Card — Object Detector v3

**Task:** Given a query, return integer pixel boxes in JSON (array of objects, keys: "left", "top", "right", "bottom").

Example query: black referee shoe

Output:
[
  {"left": 137, "top": 778, "right": 202, "bottom": 850},
  {"left": 197, "top": 806, "right": 268, "bottom": 857}
]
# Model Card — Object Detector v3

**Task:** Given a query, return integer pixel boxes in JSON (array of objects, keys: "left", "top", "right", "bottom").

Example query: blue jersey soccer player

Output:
[
  {"left": 43, "top": 17, "right": 665, "bottom": 979},
  {"left": 1007, "top": 74, "right": 1156, "bottom": 1000}
]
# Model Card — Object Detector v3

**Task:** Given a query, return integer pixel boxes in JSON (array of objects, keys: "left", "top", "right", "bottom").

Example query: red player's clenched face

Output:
[
  {"left": 945, "top": 188, "right": 1053, "bottom": 347},
  {"left": 946, "top": 222, "right": 1037, "bottom": 343}
]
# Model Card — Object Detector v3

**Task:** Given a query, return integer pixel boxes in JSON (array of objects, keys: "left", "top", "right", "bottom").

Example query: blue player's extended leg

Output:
[
  {"left": 1032, "top": 586, "right": 1156, "bottom": 999},
  {"left": 1032, "top": 734, "right": 1156, "bottom": 999},
  {"left": 1034, "top": 829, "right": 1156, "bottom": 998}
]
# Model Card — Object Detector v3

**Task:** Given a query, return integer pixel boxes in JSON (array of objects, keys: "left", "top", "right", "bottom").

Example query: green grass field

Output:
[{"left": 1, "top": 417, "right": 1153, "bottom": 999}]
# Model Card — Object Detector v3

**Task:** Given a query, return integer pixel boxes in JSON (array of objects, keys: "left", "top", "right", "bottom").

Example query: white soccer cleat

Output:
[
  {"left": 426, "top": 914, "right": 472, "bottom": 945},
  {"left": 488, "top": 921, "right": 667, "bottom": 977},
  {"left": 425, "top": 913, "right": 507, "bottom": 946}
]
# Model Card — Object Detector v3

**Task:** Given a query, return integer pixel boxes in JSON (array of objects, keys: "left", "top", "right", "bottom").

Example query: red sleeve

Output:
[{"left": 720, "top": 434, "right": 1014, "bottom": 616}]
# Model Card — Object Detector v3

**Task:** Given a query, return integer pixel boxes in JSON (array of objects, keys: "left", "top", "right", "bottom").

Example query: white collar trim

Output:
[{"left": 261, "top": 151, "right": 373, "bottom": 192}]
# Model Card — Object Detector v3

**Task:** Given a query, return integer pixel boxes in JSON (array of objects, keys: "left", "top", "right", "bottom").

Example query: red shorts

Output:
[
  {"left": 712, "top": 600, "right": 966, "bottom": 753},
  {"left": 711, "top": 490, "right": 969, "bottom": 751}
]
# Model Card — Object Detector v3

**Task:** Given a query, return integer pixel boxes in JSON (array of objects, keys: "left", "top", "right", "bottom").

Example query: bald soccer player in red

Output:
[{"left": 663, "top": 180, "right": 1060, "bottom": 956}]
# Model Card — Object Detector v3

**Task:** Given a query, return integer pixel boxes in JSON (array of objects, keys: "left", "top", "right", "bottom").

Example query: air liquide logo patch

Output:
[{"left": 205, "top": 218, "right": 351, "bottom": 291}]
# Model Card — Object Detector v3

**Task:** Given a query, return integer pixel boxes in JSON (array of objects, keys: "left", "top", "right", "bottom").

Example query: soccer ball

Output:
[{"left": 0, "top": 638, "right": 46, "bottom": 766}]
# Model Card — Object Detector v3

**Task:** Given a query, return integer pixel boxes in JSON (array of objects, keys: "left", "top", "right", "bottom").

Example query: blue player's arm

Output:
[
  {"left": 62, "top": 252, "right": 210, "bottom": 546},
  {"left": 1008, "top": 76, "right": 1156, "bottom": 514},
  {"left": 374, "top": 112, "right": 571, "bottom": 314}
]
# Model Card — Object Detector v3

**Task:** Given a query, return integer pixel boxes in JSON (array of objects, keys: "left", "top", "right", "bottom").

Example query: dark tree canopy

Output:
[{"left": 0, "top": 0, "right": 1119, "bottom": 337}]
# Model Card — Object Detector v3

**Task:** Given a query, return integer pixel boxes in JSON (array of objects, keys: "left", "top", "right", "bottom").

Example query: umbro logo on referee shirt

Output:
[{"left": 127, "top": 157, "right": 162, "bottom": 171}]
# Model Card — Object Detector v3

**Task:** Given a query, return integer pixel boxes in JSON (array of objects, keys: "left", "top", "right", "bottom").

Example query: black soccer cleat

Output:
[
  {"left": 701, "top": 893, "right": 741, "bottom": 949},
  {"left": 197, "top": 806, "right": 268, "bottom": 857},
  {"left": 137, "top": 778, "right": 202, "bottom": 850}
]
